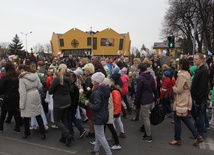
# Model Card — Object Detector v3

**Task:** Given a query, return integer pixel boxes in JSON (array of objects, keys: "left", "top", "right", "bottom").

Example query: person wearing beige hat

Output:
[{"left": 82, "top": 63, "right": 95, "bottom": 138}]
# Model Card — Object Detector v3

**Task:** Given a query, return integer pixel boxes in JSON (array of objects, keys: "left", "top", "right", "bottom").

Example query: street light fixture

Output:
[{"left": 20, "top": 31, "right": 32, "bottom": 56}]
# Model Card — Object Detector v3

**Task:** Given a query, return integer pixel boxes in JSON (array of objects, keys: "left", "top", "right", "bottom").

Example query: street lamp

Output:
[{"left": 21, "top": 31, "right": 32, "bottom": 56}]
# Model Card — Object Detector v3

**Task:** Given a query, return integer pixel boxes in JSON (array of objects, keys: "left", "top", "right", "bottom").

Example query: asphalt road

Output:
[{"left": 0, "top": 112, "right": 214, "bottom": 155}]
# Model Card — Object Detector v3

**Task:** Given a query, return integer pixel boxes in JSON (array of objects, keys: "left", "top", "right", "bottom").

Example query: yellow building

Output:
[{"left": 51, "top": 28, "right": 131, "bottom": 57}]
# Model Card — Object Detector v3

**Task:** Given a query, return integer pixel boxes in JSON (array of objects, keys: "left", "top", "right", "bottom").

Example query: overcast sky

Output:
[{"left": 0, "top": 0, "right": 168, "bottom": 52}]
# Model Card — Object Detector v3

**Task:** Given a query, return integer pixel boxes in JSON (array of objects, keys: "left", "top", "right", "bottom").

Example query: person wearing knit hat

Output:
[
  {"left": 84, "top": 73, "right": 112, "bottom": 155},
  {"left": 91, "top": 72, "right": 105, "bottom": 84},
  {"left": 160, "top": 69, "right": 173, "bottom": 118},
  {"left": 120, "top": 67, "right": 127, "bottom": 74},
  {"left": 163, "top": 70, "right": 171, "bottom": 78},
  {"left": 74, "top": 69, "right": 83, "bottom": 77}
]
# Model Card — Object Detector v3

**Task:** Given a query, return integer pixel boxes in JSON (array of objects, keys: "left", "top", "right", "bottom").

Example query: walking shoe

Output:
[
  {"left": 90, "top": 140, "right": 101, "bottom": 146},
  {"left": 87, "top": 149, "right": 99, "bottom": 155},
  {"left": 30, "top": 126, "right": 37, "bottom": 130},
  {"left": 111, "top": 144, "right": 121, "bottom": 150},
  {"left": 131, "top": 117, "right": 139, "bottom": 121},
  {"left": 90, "top": 140, "right": 96, "bottom": 145},
  {"left": 45, "top": 125, "right": 49, "bottom": 130},
  {"left": 13, "top": 128, "right": 20, "bottom": 134},
  {"left": 193, "top": 136, "right": 203, "bottom": 146},
  {"left": 169, "top": 140, "right": 182, "bottom": 145},
  {"left": 79, "top": 130, "right": 86, "bottom": 138},
  {"left": 86, "top": 132, "right": 95, "bottom": 138},
  {"left": 83, "top": 118, "right": 88, "bottom": 123},
  {"left": 66, "top": 135, "right": 74, "bottom": 147},
  {"left": 118, "top": 132, "right": 126, "bottom": 138},
  {"left": 59, "top": 136, "right": 66, "bottom": 143},
  {"left": 51, "top": 124, "right": 58, "bottom": 129},
  {"left": 141, "top": 135, "right": 152, "bottom": 142}
]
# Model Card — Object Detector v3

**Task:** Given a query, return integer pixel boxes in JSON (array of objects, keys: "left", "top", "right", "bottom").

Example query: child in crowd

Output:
[
  {"left": 110, "top": 77, "right": 126, "bottom": 138},
  {"left": 160, "top": 70, "right": 173, "bottom": 117}
]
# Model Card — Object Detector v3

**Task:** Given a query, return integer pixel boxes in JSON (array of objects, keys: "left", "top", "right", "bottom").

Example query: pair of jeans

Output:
[
  {"left": 161, "top": 98, "right": 172, "bottom": 116},
  {"left": 191, "top": 100, "right": 206, "bottom": 137},
  {"left": 122, "top": 95, "right": 131, "bottom": 113},
  {"left": 94, "top": 124, "right": 112, "bottom": 155},
  {"left": 54, "top": 107, "right": 70, "bottom": 137},
  {"left": 174, "top": 112, "right": 199, "bottom": 141},
  {"left": 67, "top": 110, "right": 84, "bottom": 136}
]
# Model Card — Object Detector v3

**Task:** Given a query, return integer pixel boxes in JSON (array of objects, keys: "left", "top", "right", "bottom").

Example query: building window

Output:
[
  {"left": 71, "top": 39, "right": 79, "bottom": 48},
  {"left": 60, "top": 39, "right": 64, "bottom": 47},
  {"left": 100, "top": 38, "right": 114, "bottom": 46},
  {"left": 119, "top": 39, "right": 124, "bottom": 50},
  {"left": 93, "top": 37, "right": 97, "bottom": 50},
  {"left": 87, "top": 37, "right": 91, "bottom": 46}
]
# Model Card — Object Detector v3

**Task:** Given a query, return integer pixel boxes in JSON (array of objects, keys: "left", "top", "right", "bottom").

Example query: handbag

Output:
[
  {"left": 0, "top": 95, "right": 7, "bottom": 107},
  {"left": 175, "top": 106, "right": 188, "bottom": 117},
  {"left": 150, "top": 103, "right": 165, "bottom": 125}
]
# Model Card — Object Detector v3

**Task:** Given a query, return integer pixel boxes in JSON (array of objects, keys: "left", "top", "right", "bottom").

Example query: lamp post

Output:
[{"left": 21, "top": 31, "right": 32, "bottom": 56}]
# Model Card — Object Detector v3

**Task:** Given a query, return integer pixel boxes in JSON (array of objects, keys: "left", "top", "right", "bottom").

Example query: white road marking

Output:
[
  {"left": 0, "top": 152, "right": 11, "bottom": 155},
  {"left": 0, "top": 135, "right": 78, "bottom": 154},
  {"left": 199, "top": 137, "right": 214, "bottom": 151}
]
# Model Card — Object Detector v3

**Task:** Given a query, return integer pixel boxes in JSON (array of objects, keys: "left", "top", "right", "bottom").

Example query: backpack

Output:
[{"left": 160, "top": 78, "right": 173, "bottom": 99}]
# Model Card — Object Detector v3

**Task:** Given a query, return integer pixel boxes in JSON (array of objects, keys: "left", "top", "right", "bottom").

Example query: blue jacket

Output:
[
  {"left": 87, "top": 84, "right": 110, "bottom": 125},
  {"left": 134, "top": 71, "right": 158, "bottom": 106}
]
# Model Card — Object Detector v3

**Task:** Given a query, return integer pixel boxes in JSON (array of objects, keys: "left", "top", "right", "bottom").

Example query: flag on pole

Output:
[
  {"left": 207, "top": 49, "right": 212, "bottom": 56},
  {"left": 117, "top": 50, "right": 120, "bottom": 56}
]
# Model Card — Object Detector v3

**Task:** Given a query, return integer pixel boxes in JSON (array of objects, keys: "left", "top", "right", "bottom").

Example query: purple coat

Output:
[{"left": 134, "top": 71, "right": 158, "bottom": 106}]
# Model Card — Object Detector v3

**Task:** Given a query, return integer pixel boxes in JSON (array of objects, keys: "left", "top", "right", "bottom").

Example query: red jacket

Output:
[
  {"left": 121, "top": 75, "right": 129, "bottom": 96},
  {"left": 46, "top": 76, "right": 53, "bottom": 90},
  {"left": 160, "top": 77, "right": 173, "bottom": 99},
  {"left": 111, "top": 90, "right": 122, "bottom": 115}
]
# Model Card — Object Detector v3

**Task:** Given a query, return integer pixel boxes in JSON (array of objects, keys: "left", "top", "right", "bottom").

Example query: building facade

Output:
[
  {"left": 51, "top": 28, "right": 131, "bottom": 57},
  {"left": 153, "top": 40, "right": 182, "bottom": 58}
]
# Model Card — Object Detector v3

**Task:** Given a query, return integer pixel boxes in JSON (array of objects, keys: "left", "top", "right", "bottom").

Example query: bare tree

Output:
[
  {"left": 161, "top": 0, "right": 214, "bottom": 54},
  {"left": 43, "top": 43, "right": 51, "bottom": 53},
  {"left": 33, "top": 43, "right": 44, "bottom": 53}
]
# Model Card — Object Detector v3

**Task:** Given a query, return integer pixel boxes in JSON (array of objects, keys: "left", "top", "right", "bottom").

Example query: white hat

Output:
[
  {"left": 91, "top": 72, "right": 105, "bottom": 84},
  {"left": 121, "top": 67, "right": 127, "bottom": 74},
  {"left": 74, "top": 69, "right": 83, "bottom": 77}
]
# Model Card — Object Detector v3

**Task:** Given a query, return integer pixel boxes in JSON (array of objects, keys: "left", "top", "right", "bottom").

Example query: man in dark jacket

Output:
[
  {"left": 191, "top": 53, "right": 209, "bottom": 137},
  {"left": 66, "top": 54, "right": 76, "bottom": 70}
]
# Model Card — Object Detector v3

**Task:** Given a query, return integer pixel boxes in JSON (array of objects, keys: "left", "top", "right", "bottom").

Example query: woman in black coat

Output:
[
  {"left": 0, "top": 62, "right": 20, "bottom": 133},
  {"left": 49, "top": 64, "right": 73, "bottom": 147}
]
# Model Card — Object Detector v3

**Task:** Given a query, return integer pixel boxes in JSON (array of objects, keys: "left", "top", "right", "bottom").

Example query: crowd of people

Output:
[{"left": 0, "top": 51, "right": 213, "bottom": 155}]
